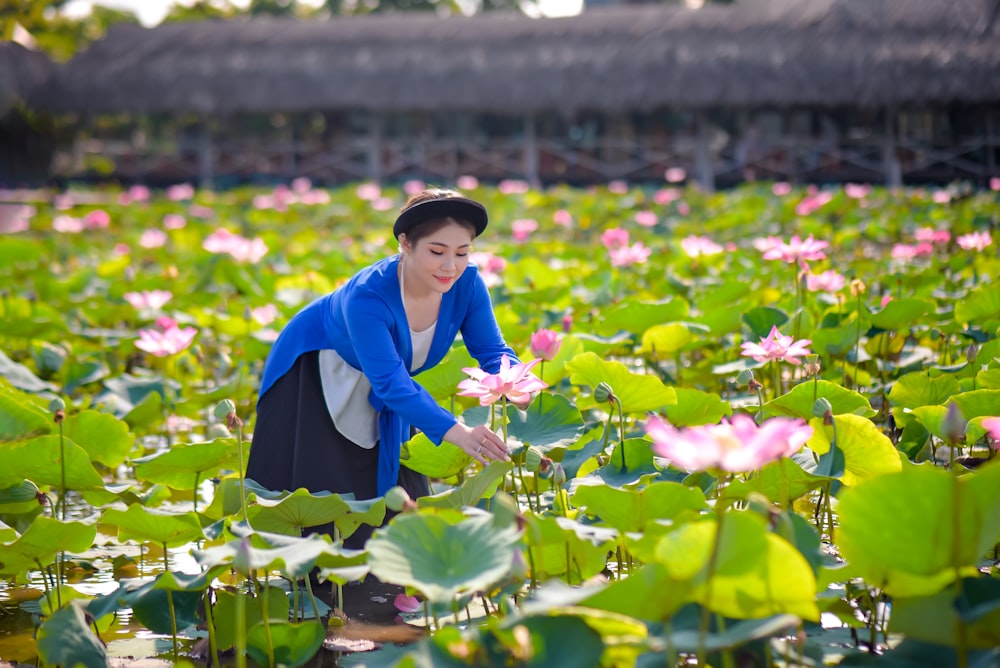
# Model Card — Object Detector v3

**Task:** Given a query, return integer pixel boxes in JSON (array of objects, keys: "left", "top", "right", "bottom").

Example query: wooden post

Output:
[
  {"left": 695, "top": 112, "right": 715, "bottom": 193},
  {"left": 367, "top": 113, "right": 383, "bottom": 184},
  {"left": 198, "top": 117, "right": 215, "bottom": 191},
  {"left": 522, "top": 114, "right": 539, "bottom": 187},
  {"left": 882, "top": 108, "right": 902, "bottom": 188}
]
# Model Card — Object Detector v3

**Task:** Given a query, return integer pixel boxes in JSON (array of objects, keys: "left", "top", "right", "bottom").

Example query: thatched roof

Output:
[
  {"left": 32, "top": 0, "right": 1000, "bottom": 116},
  {"left": 0, "top": 42, "right": 54, "bottom": 116}
]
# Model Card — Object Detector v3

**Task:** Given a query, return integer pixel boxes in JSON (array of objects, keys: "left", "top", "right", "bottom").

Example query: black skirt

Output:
[{"left": 246, "top": 350, "right": 429, "bottom": 548}]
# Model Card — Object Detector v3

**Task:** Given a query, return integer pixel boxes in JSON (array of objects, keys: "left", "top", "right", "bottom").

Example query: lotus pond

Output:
[{"left": 1, "top": 177, "right": 999, "bottom": 667}]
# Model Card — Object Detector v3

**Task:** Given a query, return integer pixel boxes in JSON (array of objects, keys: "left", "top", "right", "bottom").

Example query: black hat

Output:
[{"left": 393, "top": 196, "right": 488, "bottom": 239}]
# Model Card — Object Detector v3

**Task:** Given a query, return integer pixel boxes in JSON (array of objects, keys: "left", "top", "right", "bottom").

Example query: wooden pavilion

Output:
[{"left": 18, "top": 0, "right": 1000, "bottom": 189}]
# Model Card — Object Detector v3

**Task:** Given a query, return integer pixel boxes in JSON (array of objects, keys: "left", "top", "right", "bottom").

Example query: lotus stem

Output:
[
  {"left": 303, "top": 574, "right": 321, "bottom": 625},
  {"left": 163, "top": 545, "right": 178, "bottom": 662},
  {"left": 615, "top": 397, "right": 626, "bottom": 470},
  {"left": 235, "top": 586, "right": 247, "bottom": 668},
  {"left": 698, "top": 494, "right": 729, "bottom": 666},
  {"left": 204, "top": 589, "right": 220, "bottom": 667},
  {"left": 952, "top": 476, "right": 969, "bottom": 668},
  {"left": 260, "top": 577, "right": 275, "bottom": 667}
]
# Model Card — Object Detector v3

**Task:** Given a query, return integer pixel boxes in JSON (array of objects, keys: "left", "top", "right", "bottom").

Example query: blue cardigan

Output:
[{"left": 258, "top": 255, "right": 517, "bottom": 495}]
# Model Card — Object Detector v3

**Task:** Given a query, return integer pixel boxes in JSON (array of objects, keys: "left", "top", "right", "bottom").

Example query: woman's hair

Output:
[{"left": 400, "top": 188, "right": 477, "bottom": 244}]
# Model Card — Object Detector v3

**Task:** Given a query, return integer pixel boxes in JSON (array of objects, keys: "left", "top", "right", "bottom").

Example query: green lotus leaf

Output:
[
  {"left": 836, "top": 461, "right": 1000, "bottom": 597},
  {"left": 0, "top": 382, "right": 53, "bottom": 441},
  {"left": 764, "top": 380, "right": 875, "bottom": 420},
  {"left": 413, "top": 345, "right": 476, "bottom": 402},
  {"left": 869, "top": 298, "right": 935, "bottom": 330},
  {"left": 248, "top": 487, "right": 385, "bottom": 539},
  {"left": 101, "top": 504, "right": 205, "bottom": 548},
  {"left": 951, "top": 389, "right": 1000, "bottom": 421},
  {"left": 0, "top": 516, "right": 97, "bottom": 577},
  {"left": 955, "top": 284, "right": 1000, "bottom": 325},
  {"left": 807, "top": 414, "right": 902, "bottom": 485},
  {"left": 62, "top": 410, "right": 134, "bottom": 468},
  {"left": 0, "top": 350, "right": 58, "bottom": 394},
  {"left": 523, "top": 514, "right": 618, "bottom": 583},
  {"left": 724, "top": 456, "right": 833, "bottom": 506},
  {"left": 888, "top": 371, "right": 961, "bottom": 428},
  {"left": 566, "top": 352, "right": 677, "bottom": 413},
  {"left": 132, "top": 438, "right": 245, "bottom": 490},
  {"left": 122, "top": 389, "right": 163, "bottom": 430},
  {"left": 573, "top": 438, "right": 661, "bottom": 490},
  {"left": 460, "top": 395, "right": 585, "bottom": 453},
  {"left": 572, "top": 481, "right": 707, "bottom": 533},
  {"left": 194, "top": 532, "right": 335, "bottom": 579},
  {"left": 578, "top": 562, "right": 691, "bottom": 620},
  {"left": 639, "top": 322, "right": 696, "bottom": 355},
  {"left": 367, "top": 512, "right": 519, "bottom": 605},
  {"left": 247, "top": 620, "right": 326, "bottom": 668},
  {"left": 124, "top": 576, "right": 204, "bottom": 635},
  {"left": 595, "top": 299, "right": 690, "bottom": 338},
  {"left": 742, "top": 306, "right": 789, "bottom": 340},
  {"left": 654, "top": 511, "right": 819, "bottom": 621},
  {"left": 662, "top": 387, "right": 733, "bottom": 427},
  {"left": 0, "top": 435, "right": 105, "bottom": 490},
  {"left": 207, "top": 587, "right": 292, "bottom": 652},
  {"left": 35, "top": 601, "right": 107, "bottom": 668}
]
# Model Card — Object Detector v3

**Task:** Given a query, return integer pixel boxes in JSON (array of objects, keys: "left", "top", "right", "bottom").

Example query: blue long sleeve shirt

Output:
[{"left": 257, "top": 255, "right": 517, "bottom": 494}]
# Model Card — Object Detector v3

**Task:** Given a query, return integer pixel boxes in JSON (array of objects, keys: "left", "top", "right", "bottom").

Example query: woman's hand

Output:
[{"left": 444, "top": 423, "right": 510, "bottom": 466}]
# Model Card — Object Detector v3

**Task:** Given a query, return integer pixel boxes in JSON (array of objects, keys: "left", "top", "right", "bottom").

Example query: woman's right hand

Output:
[{"left": 444, "top": 423, "right": 510, "bottom": 466}]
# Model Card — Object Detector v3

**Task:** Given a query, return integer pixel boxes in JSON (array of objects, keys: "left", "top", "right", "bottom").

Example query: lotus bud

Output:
[
  {"left": 524, "top": 446, "right": 544, "bottom": 472},
  {"left": 812, "top": 397, "right": 833, "bottom": 420},
  {"left": 849, "top": 279, "right": 866, "bottom": 297},
  {"left": 214, "top": 399, "right": 236, "bottom": 420},
  {"left": 737, "top": 369, "right": 755, "bottom": 387},
  {"left": 551, "top": 462, "right": 567, "bottom": 488},
  {"left": 966, "top": 342, "right": 979, "bottom": 365},
  {"left": 803, "top": 354, "right": 821, "bottom": 378},
  {"left": 233, "top": 536, "right": 254, "bottom": 576},
  {"left": 594, "top": 382, "right": 614, "bottom": 404},
  {"left": 509, "top": 549, "right": 529, "bottom": 580},
  {"left": 943, "top": 401, "right": 966, "bottom": 445},
  {"left": 49, "top": 396, "right": 66, "bottom": 423},
  {"left": 384, "top": 485, "right": 412, "bottom": 513},
  {"left": 537, "top": 456, "right": 553, "bottom": 478},
  {"left": 561, "top": 313, "right": 573, "bottom": 333}
]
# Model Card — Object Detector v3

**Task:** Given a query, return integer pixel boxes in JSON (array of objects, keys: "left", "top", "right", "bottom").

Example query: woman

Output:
[{"left": 246, "top": 188, "right": 515, "bottom": 547}]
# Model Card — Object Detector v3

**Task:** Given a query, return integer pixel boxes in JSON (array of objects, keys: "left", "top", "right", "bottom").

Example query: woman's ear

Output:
[{"left": 398, "top": 235, "right": 412, "bottom": 255}]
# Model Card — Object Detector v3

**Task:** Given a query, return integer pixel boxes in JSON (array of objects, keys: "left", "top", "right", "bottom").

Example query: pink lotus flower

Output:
[
  {"left": 762, "top": 234, "right": 829, "bottom": 268},
  {"left": 394, "top": 593, "right": 421, "bottom": 613},
  {"left": 932, "top": 190, "right": 951, "bottom": 204},
  {"left": 371, "top": 197, "right": 395, "bottom": 211},
  {"left": 795, "top": 191, "right": 833, "bottom": 216},
  {"left": 530, "top": 328, "right": 562, "bottom": 362},
  {"left": 983, "top": 417, "right": 1000, "bottom": 449},
  {"left": 634, "top": 210, "right": 658, "bottom": 227},
  {"left": 135, "top": 323, "right": 197, "bottom": 357},
  {"left": 355, "top": 182, "right": 381, "bottom": 201},
  {"left": 189, "top": 204, "right": 215, "bottom": 219},
  {"left": 84, "top": 210, "right": 110, "bottom": 229},
  {"left": 291, "top": 177, "right": 312, "bottom": 193},
  {"left": 772, "top": 182, "right": 792, "bottom": 196},
  {"left": 203, "top": 229, "right": 268, "bottom": 264},
  {"left": 299, "top": 189, "right": 331, "bottom": 205},
  {"left": 139, "top": 229, "right": 168, "bottom": 249},
  {"left": 124, "top": 290, "right": 172, "bottom": 310},
  {"left": 956, "top": 231, "right": 992, "bottom": 252},
  {"left": 163, "top": 214, "right": 187, "bottom": 230},
  {"left": 805, "top": 270, "right": 846, "bottom": 293},
  {"left": 553, "top": 209, "right": 573, "bottom": 227},
  {"left": 664, "top": 167, "right": 686, "bottom": 183},
  {"left": 844, "top": 183, "right": 871, "bottom": 199},
  {"left": 561, "top": 313, "right": 573, "bottom": 333},
  {"left": 740, "top": 326, "right": 812, "bottom": 365},
  {"left": 914, "top": 227, "right": 950, "bottom": 244},
  {"left": 753, "top": 235, "right": 783, "bottom": 254},
  {"left": 891, "top": 243, "right": 933, "bottom": 261},
  {"left": 0, "top": 204, "right": 32, "bottom": 234},
  {"left": 654, "top": 188, "right": 681, "bottom": 204},
  {"left": 457, "top": 354, "right": 548, "bottom": 407},
  {"left": 677, "top": 202, "right": 690, "bottom": 216},
  {"left": 990, "top": 177, "right": 1000, "bottom": 191},
  {"left": 403, "top": 179, "right": 426, "bottom": 196},
  {"left": 166, "top": 183, "right": 195, "bottom": 201},
  {"left": 600, "top": 228, "right": 629, "bottom": 250},
  {"left": 128, "top": 185, "right": 150, "bottom": 202},
  {"left": 646, "top": 413, "right": 813, "bottom": 473},
  {"left": 249, "top": 304, "right": 279, "bottom": 326},
  {"left": 53, "top": 215, "right": 85, "bottom": 233},
  {"left": 456, "top": 175, "right": 480, "bottom": 190},
  {"left": 512, "top": 218, "right": 539, "bottom": 242},
  {"left": 609, "top": 241, "right": 652, "bottom": 267},
  {"left": 680, "top": 235, "right": 723, "bottom": 258},
  {"left": 880, "top": 294, "right": 893, "bottom": 308},
  {"left": 608, "top": 180, "right": 628, "bottom": 194},
  {"left": 498, "top": 179, "right": 530, "bottom": 195}
]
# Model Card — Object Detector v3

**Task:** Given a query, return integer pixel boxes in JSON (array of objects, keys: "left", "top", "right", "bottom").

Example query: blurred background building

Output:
[{"left": 2, "top": 0, "right": 999, "bottom": 189}]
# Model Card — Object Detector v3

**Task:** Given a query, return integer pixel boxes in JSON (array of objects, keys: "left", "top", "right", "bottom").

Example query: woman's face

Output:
[{"left": 401, "top": 220, "right": 475, "bottom": 295}]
